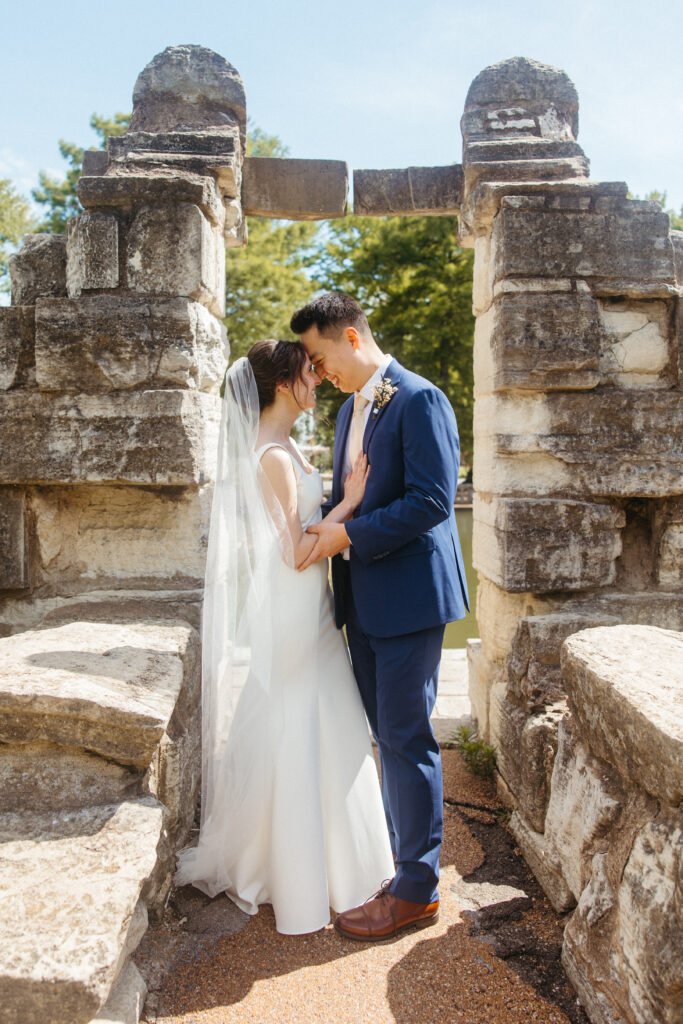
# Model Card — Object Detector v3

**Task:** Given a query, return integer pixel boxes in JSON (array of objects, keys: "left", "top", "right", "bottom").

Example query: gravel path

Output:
[{"left": 135, "top": 751, "right": 588, "bottom": 1024}]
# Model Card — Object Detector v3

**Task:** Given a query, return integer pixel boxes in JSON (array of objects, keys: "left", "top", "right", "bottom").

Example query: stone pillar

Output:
[
  {"left": 462, "top": 59, "right": 683, "bottom": 850},
  {"left": 0, "top": 45, "right": 244, "bottom": 633}
]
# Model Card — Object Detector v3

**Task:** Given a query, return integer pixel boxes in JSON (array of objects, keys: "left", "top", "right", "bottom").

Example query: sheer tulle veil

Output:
[{"left": 175, "top": 356, "right": 290, "bottom": 894}]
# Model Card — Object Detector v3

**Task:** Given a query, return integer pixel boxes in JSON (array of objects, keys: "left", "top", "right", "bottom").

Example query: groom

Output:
[{"left": 291, "top": 292, "right": 469, "bottom": 940}]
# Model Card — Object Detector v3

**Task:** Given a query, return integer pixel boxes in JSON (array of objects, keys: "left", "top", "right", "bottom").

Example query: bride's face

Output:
[{"left": 292, "top": 362, "right": 320, "bottom": 410}]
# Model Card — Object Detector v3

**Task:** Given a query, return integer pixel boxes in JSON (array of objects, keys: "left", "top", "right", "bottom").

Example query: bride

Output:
[{"left": 175, "top": 338, "right": 394, "bottom": 934}]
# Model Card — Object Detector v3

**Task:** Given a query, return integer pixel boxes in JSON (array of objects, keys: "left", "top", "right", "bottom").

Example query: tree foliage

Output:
[
  {"left": 0, "top": 178, "right": 37, "bottom": 295},
  {"left": 32, "top": 113, "right": 130, "bottom": 233},
  {"left": 313, "top": 214, "right": 475, "bottom": 462}
]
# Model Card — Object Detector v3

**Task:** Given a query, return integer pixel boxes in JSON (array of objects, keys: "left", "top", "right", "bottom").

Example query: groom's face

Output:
[{"left": 300, "top": 325, "right": 360, "bottom": 393}]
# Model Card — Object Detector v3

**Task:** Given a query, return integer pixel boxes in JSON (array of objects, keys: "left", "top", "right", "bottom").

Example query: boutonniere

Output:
[{"left": 372, "top": 378, "right": 398, "bottom": 417}]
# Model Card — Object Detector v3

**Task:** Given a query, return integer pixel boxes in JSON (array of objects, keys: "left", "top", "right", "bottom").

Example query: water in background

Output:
[{"left": 443, "top": 508, "right": 478, "bottom": 649}]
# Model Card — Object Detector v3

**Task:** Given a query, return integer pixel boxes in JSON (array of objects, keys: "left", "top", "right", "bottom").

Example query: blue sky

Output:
[{"left": 2, "top": 0, "right": 682, "bottom": 212}]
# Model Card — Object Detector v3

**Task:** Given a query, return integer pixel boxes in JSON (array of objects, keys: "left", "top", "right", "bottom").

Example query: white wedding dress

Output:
[{"left": 175, "top": 440, "right": 394, "bottom": 934}]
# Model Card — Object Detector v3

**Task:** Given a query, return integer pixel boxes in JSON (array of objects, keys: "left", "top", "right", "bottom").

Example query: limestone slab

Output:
[
  {"left": 598, "top": 297, "right": 672, "bottom": 389},
  {"left": 466, "top": 638, "right": 502, "bottom": 743},
  {"left": 475, "top": 577, "right": 556, "bottom": 664},
  {"left": 489, "top": 681, "right": 565, "bottom": 832},
  {"left": 473, "top": 495, "right": 624, "bottom": 592},
  {"left": 35, "top": 295, "right": 227, "bottom": 392},
  {"left": 474, "top": 291, "right": 602, "bottom": 394},
  {"left": 671, "top": 229, "right": 683, "bottom": 287},
  {"left": 242, "top": 157, "right": 348, "bottom": 220},
  {"left": 508, "top": 811, "right": 575, "bottom": 913},
  {"left": 0, "top": 619, "right": 199, "bottom": 768},
  {"left": 0, "top": 740, "right": 141, "bottom": 812},
  {"left": 0, "top": 798, "right": 162, "bottom": 1024},
  {"left": 108, "top": 127, "right": 241, "bottom": 197},
  {"left": 0, "top": 306, "right": 35, "bottom": 390},
  {"left": 66, "top": 214, "right": 119, "bottom": 297},
  {"left": 353, "top": 165, "right": 463, "bottom": 216},
  {"left": 474, "top": 390, "right": 683, "bottom": 497},
  {"left": 0, "top": 488, "right": 28, "bottom": 590},
  {"left": 561, "top": 625, "right": 683, "bottom": 805},
  {"left": 77, "top": 169, "right": 224, "bottom": 228},
  {"left": 0, "top": 389, "right": 221, "bottom": 485},
  {"left": 9, "top": 234, "right": 67, "bottom": 305},
  {"left": 492, "top": 198, "right": 674, "bottom": 291},
  {"left": 92, "top": 960, "right": 147, "bottom": 1024},
  {"left": 27, "top": 484, "right": 213, "bottom": 588},
  {"left": 126, "top": 203, "right": 224, "bottom": 316}
]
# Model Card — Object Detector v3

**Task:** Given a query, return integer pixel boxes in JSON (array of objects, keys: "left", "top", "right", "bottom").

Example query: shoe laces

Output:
[{"left": 365, "top": 878, "right": 393, "bottom": 903}]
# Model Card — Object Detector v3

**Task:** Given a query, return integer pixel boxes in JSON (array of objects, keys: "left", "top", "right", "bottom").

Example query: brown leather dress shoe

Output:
[{"left": 334, "top": 881, "right": 439, "bottom": 942}]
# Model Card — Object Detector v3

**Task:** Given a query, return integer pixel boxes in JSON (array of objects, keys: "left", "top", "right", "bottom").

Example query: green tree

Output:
[
  {"left": 225, "top": 127, "right": 318, "bottom": 361},
  {"left": 0, "top": 178, "right": 37, "bottom": 295},
  {"left": 314, "top": 214, "right": 475, "bottom": 463},
  {"left": 33, "top": 113, "right": 131, "bottom": 233}
]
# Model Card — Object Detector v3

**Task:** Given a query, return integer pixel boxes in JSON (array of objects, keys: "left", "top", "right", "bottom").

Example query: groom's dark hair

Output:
[{"left": 290, "top": 291, "right": 369, "bottom": 339}]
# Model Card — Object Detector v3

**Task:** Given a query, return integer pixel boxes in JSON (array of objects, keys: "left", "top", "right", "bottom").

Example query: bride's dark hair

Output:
[{"left": 247, "top": 339, "right": 308, "bottom": 411}]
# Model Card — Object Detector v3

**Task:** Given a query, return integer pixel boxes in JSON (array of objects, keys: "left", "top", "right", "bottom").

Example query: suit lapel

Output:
[
  {"left": 363, "top": 359, "right": 402, "bottom": 453},
  {"left": 333, "top": 399, "right": 353, "bottom": 501}
]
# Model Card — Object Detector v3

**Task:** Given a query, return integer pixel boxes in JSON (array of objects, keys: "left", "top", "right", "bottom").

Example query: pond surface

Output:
[{"left": 443, "top": 508, "right": 478, "bottom": 649}]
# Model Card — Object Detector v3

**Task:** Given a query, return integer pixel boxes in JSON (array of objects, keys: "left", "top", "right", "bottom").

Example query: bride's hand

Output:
[{"left": 343, "top": 453, "right": 370, "bottom": 509}]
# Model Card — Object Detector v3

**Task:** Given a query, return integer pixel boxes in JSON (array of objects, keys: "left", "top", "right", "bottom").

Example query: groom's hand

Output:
[{"left": 298, "top": 522, "right": 350, "bottom": 569}]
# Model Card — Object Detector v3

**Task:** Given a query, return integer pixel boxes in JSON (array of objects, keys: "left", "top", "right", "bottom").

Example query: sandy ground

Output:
[{"left": 135, "top": 750, "right": 588, "bottom": 1024}]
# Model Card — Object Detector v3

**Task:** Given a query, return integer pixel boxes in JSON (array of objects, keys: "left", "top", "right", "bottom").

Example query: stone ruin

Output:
[{"left": 0, "top": 45, "right": 680, "bottom": 1024}]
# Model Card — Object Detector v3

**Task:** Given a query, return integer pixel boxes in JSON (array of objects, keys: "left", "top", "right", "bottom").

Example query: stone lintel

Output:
[
  {"left": 353, "top": 165, "right": 463, "bottom": 216},
  {"left": 242, "top": 157, "right": 348, "bottom": 220}
]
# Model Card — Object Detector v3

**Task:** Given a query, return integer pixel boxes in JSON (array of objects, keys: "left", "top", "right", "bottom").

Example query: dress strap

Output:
[{"left": 255, "top": 442, "right": 288, "bottom": 460}]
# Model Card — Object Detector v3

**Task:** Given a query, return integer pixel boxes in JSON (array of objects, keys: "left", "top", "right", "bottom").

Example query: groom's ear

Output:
[{"left": 345, "top": 327, "right": 360, "bottom": 350}]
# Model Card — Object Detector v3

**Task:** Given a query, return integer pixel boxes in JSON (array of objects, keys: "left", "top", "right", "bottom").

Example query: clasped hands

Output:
[{"left": 298, "top": 453, "right": 369, "bottom": 570}]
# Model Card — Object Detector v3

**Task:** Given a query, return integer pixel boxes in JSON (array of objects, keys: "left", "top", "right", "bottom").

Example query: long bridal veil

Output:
[{"left": 175, "top": 357, "right": 290, "bottom": 895}]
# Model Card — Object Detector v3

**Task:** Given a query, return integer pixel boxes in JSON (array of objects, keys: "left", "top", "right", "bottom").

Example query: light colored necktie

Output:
[{"left": 348, "top": 393, "right": 370, "bottom": 467}]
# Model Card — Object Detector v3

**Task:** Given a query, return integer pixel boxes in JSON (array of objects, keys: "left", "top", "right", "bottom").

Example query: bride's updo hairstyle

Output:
[{"left": 247, "top": 339, "right": 308, "bottom": 411}]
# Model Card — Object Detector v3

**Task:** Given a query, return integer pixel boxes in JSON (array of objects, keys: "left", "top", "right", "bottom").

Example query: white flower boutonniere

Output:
[{"left": 372, "top": 377, "right": 398, "bottom": 417}]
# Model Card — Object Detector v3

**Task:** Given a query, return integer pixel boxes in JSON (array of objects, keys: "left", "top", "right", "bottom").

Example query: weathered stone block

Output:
[
  {"left": 92, "top": 960, "right": 147, "bottom": 1024},
  {"left": 466, "top": 638, "right": 501, "bottom": 742},
  {"left": 489, "top": 681, "right": 565, "bottom": 831},
  {"left": 464, "top": 57, "right": 580, "bottom": 139},
  {"left": 27, "top": 484, "right": 213, "bottom": 588},
  {"left": 474, "top": 390, "right": 683, "bottom": 497},
  {"left": 563, "top": 808, "right": 683, "bottom": 1024},
  {"left": 598, "top": 298, "right": 672, "bottom": 388},
  {"left": 0, "top": 798, "right": 162, "bottom": 1024},
  {"left": 474, "top": 292, "right": 602, "bottom": 394},
  {"left": 0, "top": 488, "right": 28, "bottom": 591},
  {"left": 130, "top": 45, "right": 246, "bottom": 150},
  {"left": 562, "top": 625, "right": 683, "bottom": 805},
  {"left": 671, "top": 229, "right": 683, "bottom": 287},
  {"left": 81, "top": 149, "right": 109, "bottom": 176},
  {"left": 242, "top": 158, "right": 348, "bottom": 220},
  {"left": 0, "top": 740, "right": 141, "bottom": 813},
  {"left": 473, "top": 496, "right": 624, "bottom": 592},
  {"left": 543, "top": 718, "right": 624, "bottom": 900},
  {"left": 78, "top": 168, "right": 224, "bottom": 228},
  {"left": 66, "top": 214, "right": 119, "bottom": 297},
  {"left": 0, "top": 307, "right": 35, "bottom": 390},
  {"left": 127, "top": 203, "right": 224, "bottom": 316},
  {"left": 654, "top": 497, "right": 683, "bottom": 588},
  {"left": 0, "top": 389, "right": 221, "bottom": 485},
  {"left": 0, "top": 619, "right": 199, "bottom": 769},
  {"left": 492, "top": 198, "right": 675, "bottom": 293},
  {"left": 476, "top": 577, "right": 556, "bottom": 663},
  {"left": 9, "top": 234, "right": 66, "bottom": 305},
  {"left": 108, "top": 126, "right": 241, "bottom": 197},
  {"left": 353, "top": 166, "right": 463, "bottom": 216},
  {"left": 35, "top": 295, "right": 227, "bottom": 392},
  {"left": 508, "top": 811, "right": 576, "bottom": 913}
]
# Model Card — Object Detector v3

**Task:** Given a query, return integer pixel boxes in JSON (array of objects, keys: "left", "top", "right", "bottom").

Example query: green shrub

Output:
[{"left": 452, "top": 725, "right": 496, "bottom": 778}]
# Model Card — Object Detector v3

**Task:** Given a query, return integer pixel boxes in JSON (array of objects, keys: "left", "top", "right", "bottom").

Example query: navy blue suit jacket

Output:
[{"left": 327, "top": 359, "right": 469, "bottom": 638}]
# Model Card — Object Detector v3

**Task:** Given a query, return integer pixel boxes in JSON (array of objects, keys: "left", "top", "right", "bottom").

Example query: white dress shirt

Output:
[{"left": 341, "top": 353, "right": 392, "bottom": 558}]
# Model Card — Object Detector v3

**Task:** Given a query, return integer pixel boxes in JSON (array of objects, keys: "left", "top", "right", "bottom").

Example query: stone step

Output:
[
  {"left": 0, "top": 798, "right": 163, "bottom": 1024},
  {"left": 0, "top": 619, "right": 199, "bottom": 770}
]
